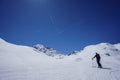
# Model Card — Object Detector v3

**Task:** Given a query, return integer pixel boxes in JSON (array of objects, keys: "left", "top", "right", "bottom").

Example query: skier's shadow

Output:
[
  {"left": 101, "top": 67, "right": 112, "bottom": 70},
  {"left": 92, "top": 66, "right": 112, "bottom": 70}
]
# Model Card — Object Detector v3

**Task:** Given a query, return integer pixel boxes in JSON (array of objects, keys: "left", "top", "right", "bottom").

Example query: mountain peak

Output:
[
  {"left": 99, "top": 42, "right": 112, "bottom": 46},
  {"left": 33, "top": 44, "right": 45, "bottom": 49},
  {"left": 33, "top": 44, "right": 64, "bottom": 59}
]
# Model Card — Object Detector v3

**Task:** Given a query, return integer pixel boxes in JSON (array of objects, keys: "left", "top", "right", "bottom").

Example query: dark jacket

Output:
[{"left": 92, "top": 53, "right": 101, "bottom": 60}]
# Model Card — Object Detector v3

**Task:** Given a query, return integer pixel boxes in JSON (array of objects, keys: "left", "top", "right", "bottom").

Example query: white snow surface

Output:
[{"left": 0, "top": 38, "right": 120, "bottom": 80}]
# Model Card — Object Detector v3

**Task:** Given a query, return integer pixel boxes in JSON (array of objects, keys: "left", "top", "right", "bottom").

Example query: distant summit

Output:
[
  {"left": 33, "top": 44, "right": 64, "bottom": 59},
  {"left": 68, "top": 50, "right": 80, "bottom": 56}
]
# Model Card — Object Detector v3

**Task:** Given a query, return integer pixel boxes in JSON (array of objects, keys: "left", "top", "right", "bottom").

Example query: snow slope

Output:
[{"left": 0, "top": 38, "right": 120, "bottom": 80}]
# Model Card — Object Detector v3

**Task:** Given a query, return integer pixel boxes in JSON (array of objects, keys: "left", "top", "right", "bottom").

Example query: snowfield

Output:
[{"left": 0, "top": 38, "right": 120, "bottom": 80}]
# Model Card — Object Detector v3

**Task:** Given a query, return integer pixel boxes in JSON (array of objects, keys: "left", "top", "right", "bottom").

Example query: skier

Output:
[{"left": 92, "top": 52, "right": 102, "bottom": 68}]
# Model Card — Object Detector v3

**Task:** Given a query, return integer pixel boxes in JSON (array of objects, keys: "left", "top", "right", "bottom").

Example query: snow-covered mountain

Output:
[
  {"left": 0, "top": 38, "right": 120, "bottom": 80},
  {"left": 79, "top": 43, "right": 120, "bottom": 56},
  {"left": 68, "top": 50, "right": 80, "bottom": 56},
  {"left": 73, "top": 42, "right": 120, "bottom": 61},
  {"left": 33, "top": 44, "right": 64, "bottom": 59}
]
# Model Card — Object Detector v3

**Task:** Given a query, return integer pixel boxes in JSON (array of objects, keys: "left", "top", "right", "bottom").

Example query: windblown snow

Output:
[{"left": 0, "top": 38, "right": 120, "bottom": 80}]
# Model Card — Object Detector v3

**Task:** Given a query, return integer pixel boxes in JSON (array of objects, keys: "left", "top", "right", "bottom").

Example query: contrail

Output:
[
  {"left": 49, "top": 16, "right": 66, "bottom": 35},
  {"left": 49, "top": 16, "right": 54, "bottom": 24}
]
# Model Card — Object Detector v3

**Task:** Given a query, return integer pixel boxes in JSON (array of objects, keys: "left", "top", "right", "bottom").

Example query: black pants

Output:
[{"left": 96, "top": 59, "right": 102, "bottom": 68}]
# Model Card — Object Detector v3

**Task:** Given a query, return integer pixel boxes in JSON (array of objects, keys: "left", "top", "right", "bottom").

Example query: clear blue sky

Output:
[{"left": 0, "top": 0, "right": 120, "bottom": 54}]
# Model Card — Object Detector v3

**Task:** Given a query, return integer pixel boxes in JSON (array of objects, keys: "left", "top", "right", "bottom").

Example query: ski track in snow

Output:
[{"left": 110, "top": 70, "right": 120, "bottom": 80}]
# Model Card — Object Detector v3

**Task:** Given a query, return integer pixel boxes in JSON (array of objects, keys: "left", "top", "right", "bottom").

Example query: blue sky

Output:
[{"left": 0, "top": 0, "right": 120, "bottom": 54}]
